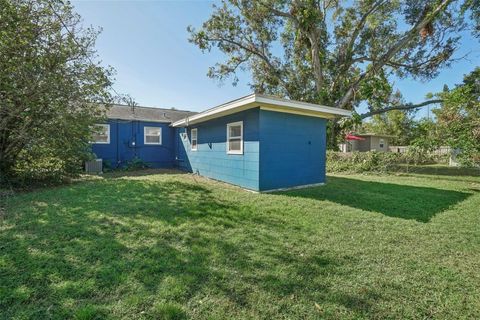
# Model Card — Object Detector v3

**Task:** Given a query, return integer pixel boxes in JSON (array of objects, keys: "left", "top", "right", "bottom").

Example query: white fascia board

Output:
[
  {"left": 255, "top": 94, "right": 352, "bottom": 117},
  {"left": 171, "top": 93, "right": 351, "bottom": 127},
  {"left": 171, "top": 94, "right": 256, "bottom": 127}
]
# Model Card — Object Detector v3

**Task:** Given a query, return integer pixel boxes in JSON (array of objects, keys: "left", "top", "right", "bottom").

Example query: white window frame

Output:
[
  {"left": 191, "top": 128, "right": 198, "bottom": 151},
  {"left": 226, "top": 121, "right": 243, "bottom": 155},
  {"left": 92, "top": 124, "right": 110, "bottom": 144},
  {"left": 144, "top": 126, "right": 162, "bottom": 145},
  {"left": 379, "top": 138, "right": 385, "bottom": 148}
]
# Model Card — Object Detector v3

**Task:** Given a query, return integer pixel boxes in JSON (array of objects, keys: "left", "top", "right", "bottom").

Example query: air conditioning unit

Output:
[{"left": 85, "top": 159, "right": 103, "bottom": 174}]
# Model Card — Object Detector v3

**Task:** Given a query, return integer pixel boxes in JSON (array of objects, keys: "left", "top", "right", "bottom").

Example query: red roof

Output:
[{"left": 345, "top": 133, "right": 366, "bottom": 141}]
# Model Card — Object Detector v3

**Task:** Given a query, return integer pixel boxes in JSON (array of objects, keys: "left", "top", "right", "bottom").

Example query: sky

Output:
[{"left": 72, "top": 0, "right": 480, "bottom": 117}]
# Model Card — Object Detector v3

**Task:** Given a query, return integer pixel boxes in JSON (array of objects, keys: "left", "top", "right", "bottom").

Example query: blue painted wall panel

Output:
[
  {"left": 176, "top": 108, "right": 260, "bottom": 191},
  {"left": 258, "top": 110, "right": 327, "bottom": 191},
  {"left": 91, "top": 119, "right": 175, "bottom": 169},
  {"left": 94, "top": 108, "right": 328, "bottom": 192}
]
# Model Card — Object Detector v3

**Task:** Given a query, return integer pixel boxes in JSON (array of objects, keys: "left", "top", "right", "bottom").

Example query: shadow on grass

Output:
[
  {"left": 0, "top": 178, "right": 377, "bottom": 319},
  {"left": 396, "top": 165, "right": 480, "bottom": 177},
  {"left": 280, "top": 176, "right": 470, "bottom": 222},
  {"left": 100, "top": 168, "right": 186, "bottom": 179}
]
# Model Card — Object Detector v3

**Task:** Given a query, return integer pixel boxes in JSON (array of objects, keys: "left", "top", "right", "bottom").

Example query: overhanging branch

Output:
[
  {"left": 336, "top": 0, "right": 453, "bottom": 110},
  {"left": 360, "top": 99, "right": 443, "bottom": 119}
]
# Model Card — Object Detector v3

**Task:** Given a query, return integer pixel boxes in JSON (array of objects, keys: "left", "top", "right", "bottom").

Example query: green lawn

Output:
[{"left": 1, "top": 168, "right": 480, "bottom": 319}]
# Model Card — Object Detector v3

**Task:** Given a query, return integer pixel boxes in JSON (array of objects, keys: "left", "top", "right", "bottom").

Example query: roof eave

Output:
[
  {"left": 106, "top": 117, "right": 174, "bottom": 124},
  {"left": 171, "top": 94, "right": 351, "bottom": 127}
]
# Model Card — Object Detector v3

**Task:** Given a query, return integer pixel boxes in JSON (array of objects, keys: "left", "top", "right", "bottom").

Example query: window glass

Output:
[
  {"left": 229, "top": 125, "right": 241, "bottom": 137},
  {"left": 191, "top": 128, "right": 198, "bottom": 151},
  {"left": 229, "top": 139, "right": 241, "bottom": 151},
  {"left": 144, "top": 127, "right": 161, "bottom": 145},
  {"left": 227, "top": 122, "right": 243, "bottom": 154},
  {"left": 92, "top": 124, "right": 110, "bottom": 144}
]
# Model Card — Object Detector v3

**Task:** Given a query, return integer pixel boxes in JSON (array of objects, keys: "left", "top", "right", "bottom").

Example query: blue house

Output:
[
  {"left": 91, "top": 105, "right": 195, "bottom": 169},
  {"left": 92, "top": 94, "right": 351, "bottom": 191}
]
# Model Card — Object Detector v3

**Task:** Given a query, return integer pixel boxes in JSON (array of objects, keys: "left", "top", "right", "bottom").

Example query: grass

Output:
[{"left": 1, "top": 168, "right": 480, "bottom": 319}]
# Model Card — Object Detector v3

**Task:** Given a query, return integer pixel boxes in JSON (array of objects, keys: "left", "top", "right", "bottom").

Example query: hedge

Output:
[{"left": 327, "top": 148, "right": 447, "bottom": 173}]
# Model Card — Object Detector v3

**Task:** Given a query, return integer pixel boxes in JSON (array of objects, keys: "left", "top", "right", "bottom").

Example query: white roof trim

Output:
[{"left": 171, "top": 93, "right": 351, "bottom": 127}]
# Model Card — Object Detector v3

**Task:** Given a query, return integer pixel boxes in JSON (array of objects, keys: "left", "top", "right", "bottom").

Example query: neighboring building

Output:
[
  {"left": 345, "top": 133, "right": 393, "bottom": 152},
  {"left": 91, "top": 93, "right": 351, "bottom": 191}
]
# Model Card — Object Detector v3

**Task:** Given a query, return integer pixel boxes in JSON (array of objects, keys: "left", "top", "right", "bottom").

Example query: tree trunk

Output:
[{"left": 309, "top": 33, "right": 324, "bottom": 96}]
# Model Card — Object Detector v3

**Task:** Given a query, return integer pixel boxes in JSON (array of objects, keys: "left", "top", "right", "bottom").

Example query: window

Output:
[
  {"left": 226, "top": 121, "right": 243, "bottom": 154},
  {"left": 92, "top": 124, "right": 110, "bottom": 144},
  {"left": 379, "top": 138, "right": 385, "bottom": 148},
  {"left": 191, "top": 128, "right": 198, "bottom": 151},
  {"left": 144, "top": 126, "right": 162, "bottom": 145}
]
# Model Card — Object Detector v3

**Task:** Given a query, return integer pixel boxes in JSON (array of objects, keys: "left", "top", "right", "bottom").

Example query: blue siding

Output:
[
  {"left": 91, "top": 119, "right": 175, "bottom": 169},
  {"left": 93, "top": 108, "right": 328, "bottom": 192},
  {"left": 258, "top": 110, "right": 327, "bottom": 191},
  {"left": 176, "top": 108, "right": 260, "bottom": 191}
]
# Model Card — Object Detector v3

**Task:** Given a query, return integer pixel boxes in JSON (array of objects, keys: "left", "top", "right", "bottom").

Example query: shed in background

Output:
[{"left": 344, "top": 133, "right": 393, "bottom": 152}]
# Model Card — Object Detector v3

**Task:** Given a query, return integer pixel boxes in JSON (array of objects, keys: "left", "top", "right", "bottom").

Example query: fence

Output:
[{"left": 389, "top": 146, "right": 452, "bottom": 155}]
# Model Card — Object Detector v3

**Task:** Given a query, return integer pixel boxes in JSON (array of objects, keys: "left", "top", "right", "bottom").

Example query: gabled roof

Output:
[
  {"left": 171, "top": 93, "right": 351, "bottom": 127},
  {"left": 106, "top": 104, "right": 196, "bottom": 123}
]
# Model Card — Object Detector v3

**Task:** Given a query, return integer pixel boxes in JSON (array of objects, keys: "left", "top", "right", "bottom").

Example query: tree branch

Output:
[
  {"left": 343, "top": 0, "right": 386, "bottom": 62},
  {"left": 259, "top": 2, "right": 327, "bottom": 95},
  {"left": 336, "top": 0, "right": 453, "bottom": 109},
  {"left": 360, "top": 99, "right": 443, "bottom": 119},
  {"left": 205, "top": 35, "right": 290, "bottom": 92},
  {"left": 331, "top": 0, "right": 386, "bottom": 91}
]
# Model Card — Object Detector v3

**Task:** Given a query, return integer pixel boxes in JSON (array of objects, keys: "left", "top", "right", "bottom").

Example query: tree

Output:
[
  {"left": 362, "top": 109, "right": 417, "bottom": 146},
  {"left": 0, "top": 0, "right": 114, "bottom": 183},
  {"left": 434, "top": 68, "right": 480, "bottom": 166},
  {"left": 409, "top": 117, "right": 440, "bottom": 151},
  {"left": 188, "top": 0, "right": 479, "bottom": 144}
]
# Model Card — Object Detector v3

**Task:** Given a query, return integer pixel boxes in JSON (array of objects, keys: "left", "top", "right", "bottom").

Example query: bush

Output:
[
  {"left": 0, "top": 1, "right": 113, "bottom": 185},
  {"left": 123, "top": 157, "right": 150, "bottom": 171},
  {"left": 327, "top": 149, "right": 439, "bottom": 173},
  {"left": 8, "top": 146, "right": 89, "bottom": 186},
  {"left": 403, "top": 146, "right": 437, "bottom": 165}
]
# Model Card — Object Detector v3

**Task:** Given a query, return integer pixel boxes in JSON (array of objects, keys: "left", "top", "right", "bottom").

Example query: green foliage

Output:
[
  {"left": 12, "top": 151, "right": 73, "bottom": 185},
  {"left": 123, "top": 157, "right": 150, "bottom": 171},
  {"left": 327, "top": 150, "right": 441, "bottom": 173},
  {"left": 409, "top": 118, "right": 440, "bottom": 151},
  {"left": 404, "top": 145, "right": 445, "bottom": 165},
  {"left": 362, "top": 109, "right": 417, "bottom": 146},
  {"left": 434, "top": 67, "right": 480, "bottom": 166},
  {"left": 2, "top": 171, "right": 480, "bottom": 318},
  {"left": 188, "top": 0, "right": 478, "bottom": 122},
  {"left": 361, "top": 113, "right": 438, "bottom": 150},
  {"left": 0, "top": 0, "right": 113, "bottom": 185}
]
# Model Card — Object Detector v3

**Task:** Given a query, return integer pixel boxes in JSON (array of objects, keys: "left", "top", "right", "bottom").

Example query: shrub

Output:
[
  {"left": 0, "top": 1, "right": 113, "bottom": 185},
  {"left": 327, "top": 149, "right": 439, "bottom": 173},
  {"left": 327, "top": 151, "right": 399, "bottom": 173},
  {"left": 8, "top": 145, "right": 90, "bottom": 186},
  {"left": 403, "top": 146, "right": 436, "bottom": 165},
  {"left": 123, "top": 157, "right": 150, "bottom": 171}
]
